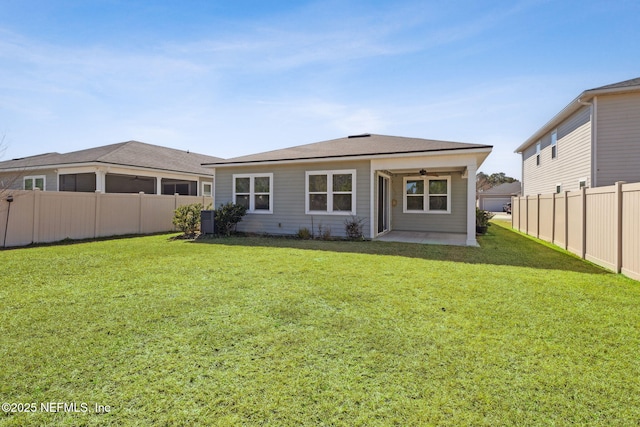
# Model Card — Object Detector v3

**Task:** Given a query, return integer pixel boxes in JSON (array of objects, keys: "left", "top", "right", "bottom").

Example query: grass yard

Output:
[{"left": 1, "top": 221, "right": 639, "bottom": 426}]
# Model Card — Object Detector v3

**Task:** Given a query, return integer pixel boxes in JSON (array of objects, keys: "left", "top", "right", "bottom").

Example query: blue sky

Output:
[{"left": 1, "top": 0, "right": 639, "bottom": 179}]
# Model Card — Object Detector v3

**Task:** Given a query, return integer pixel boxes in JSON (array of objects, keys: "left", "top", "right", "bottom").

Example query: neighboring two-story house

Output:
[{"left": 516, "top": 77, "right": 640, "bottom": 196}]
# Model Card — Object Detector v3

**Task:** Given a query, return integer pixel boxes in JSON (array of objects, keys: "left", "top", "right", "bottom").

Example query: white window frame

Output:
[
  {"left": 305, "top": 169, "right": 356, "bottom": 215},
  {"left": 551, "top": 130, "right": 558, "bottom": 159},
  {"left": 24, "top": 175, "right": 46, "bottom": 191},
  {"left": 556, "top": 183, "right": 562, "bottom": 194},
  {"left": 232, "top": 173, "right": 273, "bottom": 214},
  {"left": 202, "top": 182, "right": 212, "bottom": 197},
  {"left": 403, "top": 175, "right": 451, "bottom": 214},
  {"left": 536, "top": 142, "right": 541, "bottom": 166}
]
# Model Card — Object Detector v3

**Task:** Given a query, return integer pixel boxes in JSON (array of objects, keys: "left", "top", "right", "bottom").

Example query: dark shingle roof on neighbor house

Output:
[
  {"left": 0, "top": 141, "right": 222, "bottom": 175},
  {"left": 589, "top": 77, "right": 640, "bottom": 91},
  {"left": 205, "top": 134, "right": 492, "bottom": 166}
]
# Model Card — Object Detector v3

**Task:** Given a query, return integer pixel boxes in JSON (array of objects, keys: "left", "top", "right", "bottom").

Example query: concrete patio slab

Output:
[{"left": 374, "top": 231, "right": 468, "bottom": 246}]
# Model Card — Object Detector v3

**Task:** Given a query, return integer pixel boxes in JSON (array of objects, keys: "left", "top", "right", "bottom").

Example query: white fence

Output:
[
  {"left": 512, "top": 181, "right": 640, "bottom": 281},
  {"left": 0, "top": 190, "right": 211, "bottom": 248}
]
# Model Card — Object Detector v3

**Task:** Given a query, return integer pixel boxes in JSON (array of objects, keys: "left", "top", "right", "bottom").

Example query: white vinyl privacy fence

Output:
[
  {"left": 0, "top": 190, "right": 211, "bottom": 248},
  {"left": 512, "top": 181, "right": 640, "bottom": 281}
]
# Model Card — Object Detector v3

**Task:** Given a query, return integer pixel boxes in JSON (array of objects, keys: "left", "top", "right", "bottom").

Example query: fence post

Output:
[
  {"left": 614, "top": 181, "right": 625, "bottom": 273},
  {"left": 94, "top": 190, "right": 102, "bottom": 238},
  {"left": 525, "top": 195, "right": 529, "bottom": 235},
  {"left": 551, "top": 193, "right": 556, "bottom": 243},
  {"left": 563, "top": 191, "right": 569, "bottom": 250},
  {"left": 536, "top": 193, "right": 540, "bottom": 239},
  {"left": 580, "top": 186, "right": 587, "bottom": 259},
  {"left": 139, "top": 192, "right": 144, "bottom": 234},
  {"left": 32, "top": 189, "right": 41, "bottom": 244}
]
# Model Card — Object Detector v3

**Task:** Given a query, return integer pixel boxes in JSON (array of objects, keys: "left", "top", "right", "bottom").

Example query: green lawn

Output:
[{"left": 1, "top": 221, "right": 639, "bottom": 426}]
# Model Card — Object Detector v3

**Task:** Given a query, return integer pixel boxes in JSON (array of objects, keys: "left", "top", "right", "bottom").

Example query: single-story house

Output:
[
  {"left": 477, "top": 181, "right": 521, "bottom": 212},
  {"left": 204, "top": 134, "right": 492, "bottom": 246},
  {"left": 0, "top": 140, "right": 221, "bottom": 196},
  {"left": 515, "top": 77, "right": 640, "bottom": 196}
]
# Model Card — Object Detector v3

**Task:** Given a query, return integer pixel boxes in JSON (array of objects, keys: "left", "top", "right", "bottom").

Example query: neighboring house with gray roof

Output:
[
  {"left": 515, "top": 77, "right": 640, "bottom": 196},
  {"left": 477, "top": 181, "right": 521, "bottom": 212},
  {"left": 204, "top": 134, "right": 492, "bottom": 245},
  {"left": 0, "top": 141, "right": 220, "bottom": 196}
]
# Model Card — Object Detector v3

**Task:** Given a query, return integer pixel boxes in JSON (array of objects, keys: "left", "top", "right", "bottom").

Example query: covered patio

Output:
[{"left": 370, "top": 148, "right": 490, "bottom": 246}]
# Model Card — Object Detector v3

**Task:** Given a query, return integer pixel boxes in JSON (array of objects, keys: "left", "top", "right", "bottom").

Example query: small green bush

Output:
[
  {"left": 476, "top": 208, "right": 495, "bottom": 227},
  {"left": 215, "top": 202, "right": 247, "bottom": 236},
  {"left": 172, "top": 203, "right": 204, "bottom": 237},
  {"left": 297, "top": 227, "right": 312, "bottom": 239}
]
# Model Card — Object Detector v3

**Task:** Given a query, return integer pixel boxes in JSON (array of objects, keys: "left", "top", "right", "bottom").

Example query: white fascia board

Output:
[
  {"left": 514, "top": 84, "right": 640, "bottom": 154},
  {"left": 515, "top": 96, "right": 584, "bottom": 154},
  {"left": 205, "top": 147, "right": 493, "bottom": 169},
  {"left": 371, "top": 150, "right": 490, "bottom": 171},
  {"left": 0, "top": 162, "right": 213, "bottom": 180}
]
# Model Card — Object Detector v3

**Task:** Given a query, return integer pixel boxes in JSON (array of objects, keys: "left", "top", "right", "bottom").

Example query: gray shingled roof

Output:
[
  {"left": 480, "top": 181, "right": 522, "bottom": 195},
  {"left": 516, "top": 76, "right": 640, "bottom": 153},
  {"left": 0, "top": 141, "right": 222, "bottom": 175},
  {"left": 589, "top": 77, "right": 640, "bottom": 91},
  {"left": 205, "top": 134, "right": 492, "bottom": 166}
]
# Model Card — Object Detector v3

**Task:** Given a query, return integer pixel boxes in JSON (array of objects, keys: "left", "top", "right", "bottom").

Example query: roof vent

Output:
[{"left": 348, "top": 133, "right": 371, "bottom": 139}]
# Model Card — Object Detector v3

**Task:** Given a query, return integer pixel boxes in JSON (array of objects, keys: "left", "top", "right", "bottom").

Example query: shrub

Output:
[
  {"left": 317, "top": 223, "right": 332, "bottom": 240},
  {"left": 215, "top": 202, "right": 247, "bottom": 236},
  {"left": 297, "top": 227, "right": 312, "bottom": 239},
  {"left": 344, "top": 216, "right": 365, "bottom": 240},
  {"left": 172, "top": 203, "right": 204, "bottom": 237},
  {"left": 476, "top": 208, "right": 495, "bottom": 228}
]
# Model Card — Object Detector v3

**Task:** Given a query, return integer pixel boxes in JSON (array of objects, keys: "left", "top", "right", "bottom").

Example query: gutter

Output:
[
  {"left": 514, "top": 84, "right": 640, "bottom": 154},
  {"left": 0, "top": 161, "right": 213, "bottom": 177},
  {"left": 203, "top": 146, "right": 493, "bottom": 168}
]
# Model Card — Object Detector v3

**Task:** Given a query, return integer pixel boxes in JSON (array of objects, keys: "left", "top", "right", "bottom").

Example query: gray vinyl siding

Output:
[
  {"left": 0, "top": 169, "right": 58, "bottom": 191},
  {"left": 214, "top": 160, "right": 372, "bottom": 238},
  {"left": 522, "top": 106, "right": 592, "bottom": 195},
  {"left": 390, "top": 172, "right": 467, "bottom": 233},
  {"left": 595, "top": 93, "right": 640, "bottom": 186}
]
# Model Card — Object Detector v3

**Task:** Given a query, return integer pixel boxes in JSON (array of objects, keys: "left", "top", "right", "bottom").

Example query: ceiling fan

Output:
[{"left": 419, "top": 168, "right": 439, "bottom": 177}]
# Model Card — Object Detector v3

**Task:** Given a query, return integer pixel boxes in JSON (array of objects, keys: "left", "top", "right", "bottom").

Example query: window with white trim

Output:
[
  {"left": 305, "top": 170, "right": 356, "bottom": 215},
  {"left": 24, "top": 176, "right": 46, "bottom": 191},
  {"left": 202, "top": 182, "right": 212, "bottom": 197},
  {"left": 233, "top": 173, "right": 273, "bottom": 213},
  {"left": 403, "top": 176, "right": 451, "bottom": 214},
  {"left": 551, "top": 130, "right": 558, "bottom": 159},
  {"left": 536, "top": 142, "right": 541, "bottom": 166},
  {"left": 556, "top": 183, "right": 562, "bottom": 194}
]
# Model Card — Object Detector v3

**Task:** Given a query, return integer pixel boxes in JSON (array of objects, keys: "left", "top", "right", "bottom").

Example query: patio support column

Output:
[
  {"left": 466, "top": 163, "right": 478, "bottom": 246},
  {"left": 95, "top": 169, "right": 106, "bottom": 193},
  {"left": 156, "top": 176, "right": 163, "bottom": 195}
]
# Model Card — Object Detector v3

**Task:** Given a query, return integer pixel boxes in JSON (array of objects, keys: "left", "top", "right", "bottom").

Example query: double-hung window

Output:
[
  {"left": 305, "top": 170, "right": 356, "bottom": 215},
  {"left": 24, "top": 176, "right": 46, "bottom": 191},
  {"left": 536, "top": 142, "right": 541, "bottom": 166},
  {"left": 551, "top": 130, "right": 558, "bottom": 159},
  {"left": 202, "top": 182, "right": 212, "bottom": 197},
  {"left": 233, "top": 173, "right": 273, "bottom": 213},
  {"left": 403, "top": 176, "right": 451, "bottom": 214}
]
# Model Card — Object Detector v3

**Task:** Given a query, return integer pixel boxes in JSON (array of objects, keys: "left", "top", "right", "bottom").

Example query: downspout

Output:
[{"left": 578, "top": 97, "right": 596, "bottom": 187}]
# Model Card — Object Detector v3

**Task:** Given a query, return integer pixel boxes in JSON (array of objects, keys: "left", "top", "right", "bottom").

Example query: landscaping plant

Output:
[
  {"left": 214, "top": 202, "right": 247, "bottom": 236},
  {"left": 172, "top": 203, "right": 204, "bottom": 237}
]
